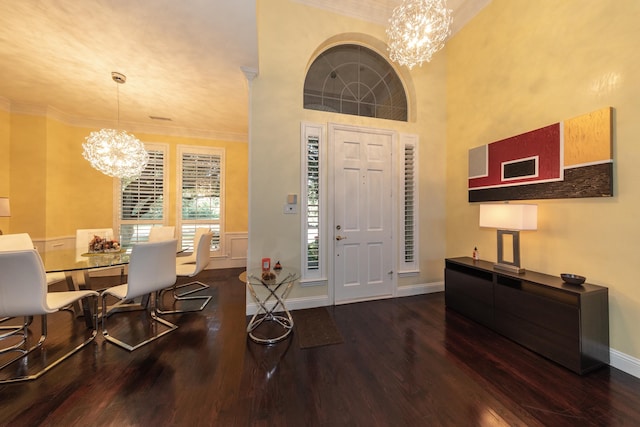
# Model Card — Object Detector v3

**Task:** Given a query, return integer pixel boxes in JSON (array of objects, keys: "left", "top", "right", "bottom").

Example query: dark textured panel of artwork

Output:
[
  {"left": 504, "top": 158, "right": 537, "bottom": 179},
  {"left": 469, "top": 163, "right": 613, "bottom": 202}
]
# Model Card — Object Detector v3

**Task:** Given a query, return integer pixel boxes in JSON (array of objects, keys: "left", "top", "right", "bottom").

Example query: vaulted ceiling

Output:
[{"left": 0, "top": 1, "right": 489, "bottom": 141}]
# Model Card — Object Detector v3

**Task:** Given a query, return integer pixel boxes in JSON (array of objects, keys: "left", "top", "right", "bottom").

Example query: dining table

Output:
[
  {"left": 41, "top": 248, "right": 130, "bottom": 275},
  {"left": 40, "top": 248, "right": 130, "bottom": 327}
]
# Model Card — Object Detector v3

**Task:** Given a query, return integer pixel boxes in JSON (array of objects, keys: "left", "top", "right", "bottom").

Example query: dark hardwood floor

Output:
[{"left": 1, "top": 268, "right": 640, "bottom": 426}]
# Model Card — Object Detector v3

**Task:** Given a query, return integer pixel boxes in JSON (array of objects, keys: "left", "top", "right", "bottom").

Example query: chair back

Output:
[
  {"left": 76, "top": 228, "right": 115, "bottom": 260},
  {"left": 148, "top": 226, "right": 175, "bottom": 243},
  {"left": 0, "top": 249, "right": 51, "bottom": 317},
  {"left": 192, "top": 232, "right": 213, "bottom": 276},
  {"left": 0, "top": 233, "right": 66, "bottom": 286},
  {"left": 0, "top": 233, "right": 34, "bottom": 251},
  {"left": 189, "top": 228, "right": 210, "bottom": 251},
  {"left": 76, "top": 228, "right": 114, "bottom": 249},
  {"left": 125, "top": 240, "right": 177, "bottom": 299}
]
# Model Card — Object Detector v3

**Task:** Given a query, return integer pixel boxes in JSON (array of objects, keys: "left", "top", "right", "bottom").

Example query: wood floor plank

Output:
[{"left": 1, "top": 268, "right": 639, "bottom": 426}]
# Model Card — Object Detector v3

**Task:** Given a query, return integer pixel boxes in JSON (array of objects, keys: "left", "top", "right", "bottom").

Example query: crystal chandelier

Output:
[
  {"left": 82, "top": 72, "right": 148, "bottom": 179},
  {"left": 386, "top": 0, "right": 453, "bottom": 69}
]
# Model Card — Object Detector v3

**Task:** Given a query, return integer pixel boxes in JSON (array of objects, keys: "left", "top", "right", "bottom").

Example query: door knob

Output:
[{"left": 335, "top": 235, "right": 347, "bottom": 241}]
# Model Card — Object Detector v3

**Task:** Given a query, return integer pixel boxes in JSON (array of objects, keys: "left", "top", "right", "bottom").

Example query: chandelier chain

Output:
[
  {"left": 116, "top": 82, "right": 120, "bottom": 126},
  {"left": 82, "top": 72, "right": 149, "bottom": 179}
]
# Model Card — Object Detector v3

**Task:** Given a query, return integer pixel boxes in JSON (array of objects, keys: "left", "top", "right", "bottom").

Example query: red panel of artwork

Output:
[{"left": 469, "top": 123, "right": 561, "bottom": 190}]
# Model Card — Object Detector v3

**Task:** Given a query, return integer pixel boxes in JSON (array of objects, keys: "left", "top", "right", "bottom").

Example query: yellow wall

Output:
[
  {"left": 446, "top": 0, "right": 640, "bottom": 358},
  {"left": 0, "top": 108, "right": 9, "bottom": 233},
  {"left": 252, "top": 0, "right": 448, "bottom": 300},
  {"left": 3, "top": 111, "right": 248, "bottom": 240},
  {"left": 10, "top": 114, "right": 47, "bottom": 237},
  {"left": 45, "top": 117, "right": 114, "bottom": 235}
]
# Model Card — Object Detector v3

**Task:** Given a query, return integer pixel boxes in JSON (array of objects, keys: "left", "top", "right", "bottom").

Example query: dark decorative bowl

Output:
[{"left": 561, "top": 273, "right": 586, "bottom": 285}]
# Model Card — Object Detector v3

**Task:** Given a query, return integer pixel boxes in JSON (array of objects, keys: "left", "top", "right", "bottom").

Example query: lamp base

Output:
[{"left": 494, "top": 262, "right": 525, "bottom": 274}]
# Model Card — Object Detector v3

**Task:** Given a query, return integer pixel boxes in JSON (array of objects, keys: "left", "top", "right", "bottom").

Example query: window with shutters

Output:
[
  {"left": 115, "top": 143, "right": 169, "bottom": 249},
  {"left": 399, "top": 134, "right": 419, "bottom": 274},
  {"left": 177, "top": 145, "right": 224, "bottom": 254},
  {"left": 301, "top": 123, "right": 326, "bottom": 282}
]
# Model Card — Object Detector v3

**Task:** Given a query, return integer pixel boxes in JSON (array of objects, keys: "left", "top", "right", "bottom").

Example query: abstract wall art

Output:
[{"left": 468, "top": 107, "right": 613, "bottom": 202}]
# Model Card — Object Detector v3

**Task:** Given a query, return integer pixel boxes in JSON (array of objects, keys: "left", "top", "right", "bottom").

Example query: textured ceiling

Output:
[{"left": 0, "top": 0, "right": 489, "bottom": 141}]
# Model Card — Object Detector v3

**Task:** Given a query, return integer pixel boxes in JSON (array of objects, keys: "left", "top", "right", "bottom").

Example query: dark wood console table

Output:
[{"left": 445, "top": 257, "right": 609, "bottom": 374}]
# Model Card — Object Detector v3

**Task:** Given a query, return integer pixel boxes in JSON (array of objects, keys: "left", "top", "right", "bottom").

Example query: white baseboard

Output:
[
  {"left": 610, "top": 348, "right": 640, "bottom": 379},
  {"left": 397, "top": 281, "right": 444, "bottom": 297},
  {"left": 205, "top": 256, "right": 246, "bottom": 270}
]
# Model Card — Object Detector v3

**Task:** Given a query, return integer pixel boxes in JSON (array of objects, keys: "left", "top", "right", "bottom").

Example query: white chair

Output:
[
  {"left": 75, "top": 228, "right": 115, "bottom": 259},
  {"left": 0, "top": 233, "right": 33, "bottom": 251},
  {"left": 175, "top": 227, "right": 210, "bottom": 265},
  {"left": 0, "top": 233, "right": 66, "bottom": 344},
  {"left": 0, "top": 249, "right": 99, "bottom": 383},
  {"left": 76, "top": 228, "right": 124, "bottom": 283},
  {"left": 0, "top": 233, "right": 66, "bottom": 286},
  {"left": 148, "top": 226, "right": 175, "bottom": 243},
  {"left": 174, "top": 228, "right": 212, "bottom": 296},
  {"left": 101, "top": 240, "right": 178, "bottom": 351},
  {"left": 158, "top": 231, "right": 213, "bottom": 314},
  {"left": 148, "top": 225, "right": 179, "bottom": 254}
]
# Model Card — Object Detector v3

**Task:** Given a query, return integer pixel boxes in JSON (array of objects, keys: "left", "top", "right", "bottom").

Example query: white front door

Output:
[{"left": 332, "top": 125, "right": 394, "bottom": 304}]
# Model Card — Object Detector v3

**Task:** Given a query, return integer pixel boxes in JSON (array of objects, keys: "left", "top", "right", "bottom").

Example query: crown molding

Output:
[
  {"left": 0, "top": 98, "right": 247, "bottom": 143},
  {"left": 6, "top": 101, "right": 48, "bottom": 116}
]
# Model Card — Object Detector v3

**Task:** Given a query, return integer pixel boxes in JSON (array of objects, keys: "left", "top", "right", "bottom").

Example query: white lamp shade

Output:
[
  {"left": 479, "top": 203, "right": 537, "bottom": 231},
  {"left": 0, "top": 198, "right": 9, "bottom": 217}
]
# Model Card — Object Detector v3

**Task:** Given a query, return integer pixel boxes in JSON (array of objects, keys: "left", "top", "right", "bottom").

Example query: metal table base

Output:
[{"left": 243, "top": 269, "right": 298, "bottom": 344}]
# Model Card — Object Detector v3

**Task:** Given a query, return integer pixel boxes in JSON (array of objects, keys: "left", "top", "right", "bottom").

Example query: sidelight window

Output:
[
  {"left": 301, "top": 123, "right": 326, "bottom": 283},
  {"left": 399, "top": 134, "right": 419, "bottom": 274}
]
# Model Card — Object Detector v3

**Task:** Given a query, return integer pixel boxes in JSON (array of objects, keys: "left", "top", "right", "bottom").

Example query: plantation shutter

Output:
[
  {"left": 399, "top": 135, "right": 419, "bottom": 273},
  {"left": 118, "top": 148, "right": 166, "bottom": 248},
  {"left": 180, "top": 150, "right": 222, "bottom": 252},
  {"left": 305, "top": 135, "right": 320, "bottom": 273}
]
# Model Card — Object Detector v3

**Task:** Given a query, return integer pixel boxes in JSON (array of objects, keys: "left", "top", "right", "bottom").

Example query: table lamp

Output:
[
  {"left": 0, "top": 197, "right": 9, "bottom": 235},
  {"left": 479, "top": 203, "right": 537, "bottom": 274}
]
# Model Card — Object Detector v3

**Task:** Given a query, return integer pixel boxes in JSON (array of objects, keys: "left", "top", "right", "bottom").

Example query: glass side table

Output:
[{"left": 240, "top": 267, "right": 299, "bottom": 344}]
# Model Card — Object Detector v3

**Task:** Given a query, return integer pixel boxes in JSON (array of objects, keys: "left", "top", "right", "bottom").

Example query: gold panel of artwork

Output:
[{"left": 563, "top": 107, "right": 613, "bottom": 167}]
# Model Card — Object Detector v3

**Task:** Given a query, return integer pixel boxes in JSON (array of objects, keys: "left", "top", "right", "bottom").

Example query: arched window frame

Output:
[{"left": 303, "top": 44, "right": 408, "bottom": 122}]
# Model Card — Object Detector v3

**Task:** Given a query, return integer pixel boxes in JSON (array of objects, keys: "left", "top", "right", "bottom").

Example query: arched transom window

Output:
[{"left": 303, "top": 44, "right": 408, "bottom": 121}]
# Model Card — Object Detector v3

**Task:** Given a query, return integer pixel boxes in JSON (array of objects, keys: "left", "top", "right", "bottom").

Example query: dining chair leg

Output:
[
  {"left": 0, "top": 316, "right": 36, "bottom": 360},
  {"left": 173, "top": 280, "right": 209, "bottom": 297},
  {"left": 0, "top": 296, "right": 97, "bottom": 384},
  {"left": 156, "top": 284, "right": 212, "bottom": 315},
  {"left": 102, "top": 291, "right": 178, "bottom": 351},
  {"left": 0, "top": 316, "right": 32, "bottom": 340}
]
